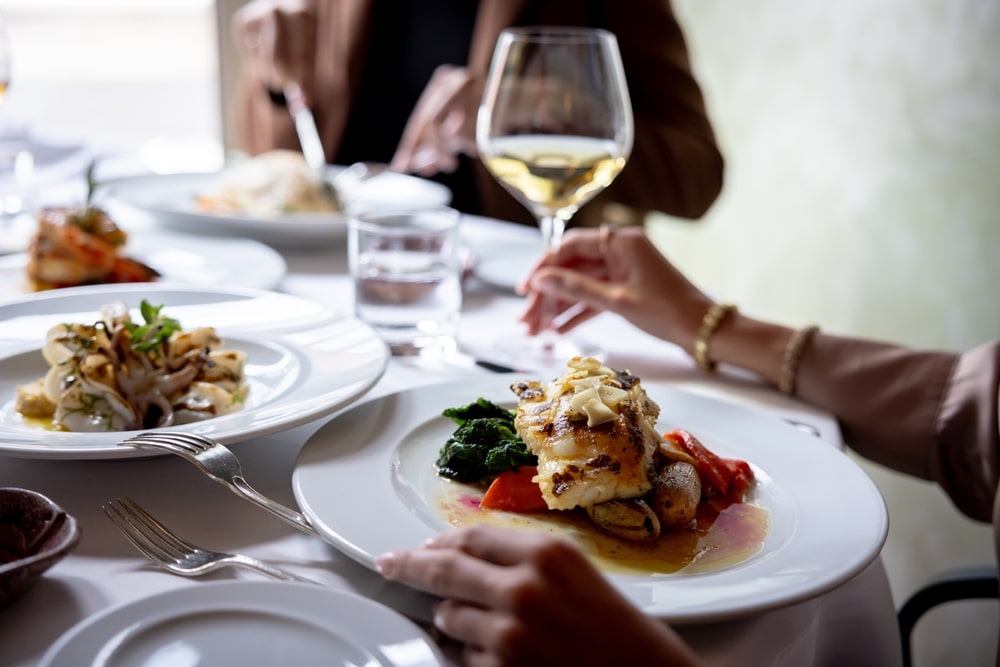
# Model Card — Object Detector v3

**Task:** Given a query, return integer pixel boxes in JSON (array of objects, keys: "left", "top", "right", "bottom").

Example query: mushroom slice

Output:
[
  {"left": 648, "top": 461, "right": 702, "bottom": 529},
  {"left": 585, "top": 498, "right": 661, "bottom": 542}
]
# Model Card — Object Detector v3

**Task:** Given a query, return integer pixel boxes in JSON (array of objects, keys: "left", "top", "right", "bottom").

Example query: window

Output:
[{"left": 3, "top": 0, "right": 223, "bottom": 173}]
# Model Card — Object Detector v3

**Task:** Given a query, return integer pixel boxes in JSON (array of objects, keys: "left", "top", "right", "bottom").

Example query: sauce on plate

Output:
[{"left": 436, "top": 481, "right": 769, "bottom": 575}]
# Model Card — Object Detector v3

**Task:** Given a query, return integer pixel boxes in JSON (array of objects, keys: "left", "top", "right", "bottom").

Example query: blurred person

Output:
[
  {"left": 376, "top": 227, "right": 999, "bottom": 666},
  {"left": 231, "top": 0, "right": 724, "bottom": 227}
]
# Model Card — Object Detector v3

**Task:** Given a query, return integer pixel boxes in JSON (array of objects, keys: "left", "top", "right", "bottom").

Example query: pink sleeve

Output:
[{"left": 796, "top": 334, "right": 1000, "bottom": 523}]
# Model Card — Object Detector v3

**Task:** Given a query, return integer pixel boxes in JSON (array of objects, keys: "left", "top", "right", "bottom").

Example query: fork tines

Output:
[{"left": 103, "top": 497, "right": 193, "bottom": 564}]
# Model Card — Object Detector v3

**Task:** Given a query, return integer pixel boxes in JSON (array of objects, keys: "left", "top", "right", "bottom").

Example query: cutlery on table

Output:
[
  {"left": 119, "top": 432, "right": 322, "bottom": 539},
  {"left": 103, "top": 496, "right": 318, "bottom": 584},
  {"left": 283, "top": 81, "right": 342, "bottom": 207},
  {"left": 283, "top": 83, "right": 391, "bottom": 200},
  {"left": 283, "top": 83, "right": 326, "bottom": 173}
]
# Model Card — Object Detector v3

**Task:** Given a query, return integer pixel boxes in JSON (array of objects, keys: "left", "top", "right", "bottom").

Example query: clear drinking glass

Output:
[
  {"left": 348, "top": 207, "right": 463, "bottom": 358},
  {"left": 476, "top": 27, "right": 634, "bottom": 369}
]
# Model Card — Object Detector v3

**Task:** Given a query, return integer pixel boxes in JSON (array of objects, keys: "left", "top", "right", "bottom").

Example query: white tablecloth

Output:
[{"left": 0, "top": 213, "right": 901, "bottom": 667}]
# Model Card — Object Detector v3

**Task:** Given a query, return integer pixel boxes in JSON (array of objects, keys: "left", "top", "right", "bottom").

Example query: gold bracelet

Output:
[
  {"left": 693, "top": 302, "right": 736, "bottom": 372},
  {"left": 778, "top": 326, "right": 819, "bottom": 396}
]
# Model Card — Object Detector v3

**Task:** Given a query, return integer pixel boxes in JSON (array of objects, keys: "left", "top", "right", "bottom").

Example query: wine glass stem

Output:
[
  {"left": 537, "top": 214, "right": 568, "bottom": 343},
  {"left": 539, "top": 214, "right": 566, "bottom": 252}
]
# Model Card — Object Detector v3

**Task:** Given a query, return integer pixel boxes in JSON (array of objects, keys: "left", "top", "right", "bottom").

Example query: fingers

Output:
[
  {"left": 515, "top": 228, "right": 619, "bottom": 295},
  {"left": 530, "top": 268, "right": 617, "bottom": 314},
  {"left": 432, "top": 599, "right": 503, "bottom": 658},
  {"left": 233, "top": 0, "right": 317, "bottom": 104},
  {"left": 425, "top": 523, "right": 567, "bottom": 565},
  {"left": 518, "top": 289, "right": 599, "bottom": 335},
  {"left": 376, "top": 549, "right": 515, "bottom": 657},
  {"left": 375, "top": 544, "right": 503, "bottom": 608},
  {"left": 375, "top": 525, "right": 569, "bottom": 601},
  {"left": 392, "top": 66, "right": 478, "bottom": 175}
]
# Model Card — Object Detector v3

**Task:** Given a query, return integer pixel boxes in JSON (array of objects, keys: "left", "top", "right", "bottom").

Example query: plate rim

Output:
[
  {"left": 39, "top": 580, "right": 445, "bottom": 667},
  {"left": 292, "top": 374, "right": 889, "bottom": 623}
]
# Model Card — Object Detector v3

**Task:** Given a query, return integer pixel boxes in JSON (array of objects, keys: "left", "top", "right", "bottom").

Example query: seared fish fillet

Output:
[{"left": 512, "top": 357, "right": 686, "bottom": 511}]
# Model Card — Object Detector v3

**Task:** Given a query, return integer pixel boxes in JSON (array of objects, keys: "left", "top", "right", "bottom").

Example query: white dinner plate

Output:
[
  {"left": 98, "top": 167, "right": 453, "bottom": 246},
  {"left": 471, "top": 237, "right": 543, "bottom": 292},
  {"left": 292, "top": 375, "right": 888, "bottom": 623},
  {"left": 0, "top": 233, "right": 287, "bottom": 294},
  {"left": 0, "top": 284, "right": 389, "bottom": 459},
  {"left": 40, "top": 580, "right": 445, "bottom": 667}
]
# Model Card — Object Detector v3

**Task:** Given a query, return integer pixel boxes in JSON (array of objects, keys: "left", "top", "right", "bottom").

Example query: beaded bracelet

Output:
[
  {"left": 778, "top": 326, "right": 819, "bottom": 396},
  {"left": 693, "top": 302, "right": 737, "bottom": 372}
]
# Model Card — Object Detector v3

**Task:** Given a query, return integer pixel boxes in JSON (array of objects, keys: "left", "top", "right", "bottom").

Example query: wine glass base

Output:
[{"left": 483, "top": 333, "right": 603, "bottom": 375}]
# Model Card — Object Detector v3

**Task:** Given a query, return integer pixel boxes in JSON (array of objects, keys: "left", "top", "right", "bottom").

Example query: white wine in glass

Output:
[{"left": 477, "top": 27, "right": 633, "bottom": 368}]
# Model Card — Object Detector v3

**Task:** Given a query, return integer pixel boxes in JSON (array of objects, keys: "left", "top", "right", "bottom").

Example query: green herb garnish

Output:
[
  {"left": 435, "top": 398, "right": 536, "bottom": 483},
  {"left": 126, "top": 300, "right": 182, "bottom": 352}
]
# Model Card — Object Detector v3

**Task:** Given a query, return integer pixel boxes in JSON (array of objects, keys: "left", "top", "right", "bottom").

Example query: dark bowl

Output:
[{"left": 0, "top": 488, "right": 81, "bottom": 606}]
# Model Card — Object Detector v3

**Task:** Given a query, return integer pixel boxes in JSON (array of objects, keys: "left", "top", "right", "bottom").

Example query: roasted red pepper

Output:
[
  {"left": 664, "top": 429, "right": 754, "bottom": 504},
  {"left": 480, "top": 465, "right": 548, "bottom": 512}
]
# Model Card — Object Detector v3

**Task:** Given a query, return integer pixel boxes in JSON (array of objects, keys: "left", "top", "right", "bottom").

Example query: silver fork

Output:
[
  {"left": 119, "top": 431, "right": 322, "bottom": 538},
  {"left": 103, "top": 497, "right": 318, "bottom": 584}
]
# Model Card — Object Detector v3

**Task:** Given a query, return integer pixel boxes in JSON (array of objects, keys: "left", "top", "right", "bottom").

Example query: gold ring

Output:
[{"left": 598, "top": 222, "right": 614, "bottom": 255}]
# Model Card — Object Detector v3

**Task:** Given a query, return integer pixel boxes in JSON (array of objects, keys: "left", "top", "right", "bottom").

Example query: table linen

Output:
[{"left": 0, "top": 210, "right": 901, "bottom": 667}]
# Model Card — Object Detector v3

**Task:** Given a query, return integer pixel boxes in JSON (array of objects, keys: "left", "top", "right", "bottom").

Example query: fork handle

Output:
[
  {"left": 231, "top": 477, "right": 323, "bottom": 539},
  {"left": 229, "top": 554, "right": 321, "bottom": 585}
]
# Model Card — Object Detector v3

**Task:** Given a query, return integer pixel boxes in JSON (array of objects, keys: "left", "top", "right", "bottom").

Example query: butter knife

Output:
[
  {"left": 284, "top": 83, "right": 326, "bottom": 171},
  {"left": 284, "top": 83, "right": 341, "bottom": 206}
]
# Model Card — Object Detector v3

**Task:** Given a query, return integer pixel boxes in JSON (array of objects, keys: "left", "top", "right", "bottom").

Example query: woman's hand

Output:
[
  {"left": 519, "top": 227, "right": 713, "bottom": 351},
  {"left": 376, "top": 524, "right": 703, "bottom": 667},
  {"left": 390, "top": 65, "right": 481, "bottom": 177},
  {"left": 232, "top": 0, "right": 318, "bottom": 106}
]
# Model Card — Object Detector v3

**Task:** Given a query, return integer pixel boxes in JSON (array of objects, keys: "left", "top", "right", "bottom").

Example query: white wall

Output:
[{"left": 654, "top": 2, "right": 1000, "bottom": 665}]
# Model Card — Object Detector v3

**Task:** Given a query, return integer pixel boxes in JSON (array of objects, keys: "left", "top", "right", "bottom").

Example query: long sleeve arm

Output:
[
  {"left": 797, "top": 335, "right": 1000, "bottom": 523},
  {"left": 601, "top": 0, "right": 724, "bottom": 221}
]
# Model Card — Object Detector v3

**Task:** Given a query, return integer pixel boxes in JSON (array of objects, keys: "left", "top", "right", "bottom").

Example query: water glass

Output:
[{"left": 348, "top": 207, "right": 462, "bottom": 356}]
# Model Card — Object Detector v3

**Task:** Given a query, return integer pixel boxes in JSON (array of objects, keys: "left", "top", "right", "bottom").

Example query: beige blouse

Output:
[{"left": 797, "top": 334, "right": 1000, "bottom": 565}]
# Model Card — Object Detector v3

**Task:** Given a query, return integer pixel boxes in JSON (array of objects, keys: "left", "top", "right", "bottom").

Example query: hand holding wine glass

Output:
[{"left": 476, "top": 27, "right": 633, "bottom": 367}]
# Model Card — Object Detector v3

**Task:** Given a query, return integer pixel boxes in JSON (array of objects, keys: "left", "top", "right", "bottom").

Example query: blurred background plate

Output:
[
  {"left": 0, "top": 234, "right": 287, "bottom": 294},
  {"left": 98, "top": 167, "right": 452, "bottom": 246},
  {"left": 472, "top": 236, "right": 543, "bottom": 292}
]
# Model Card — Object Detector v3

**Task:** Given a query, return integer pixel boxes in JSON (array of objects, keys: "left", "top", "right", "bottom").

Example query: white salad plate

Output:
[
  {"left": 292, "top": 375, "right": 888, "bottom": 624},
  {"left": 0, "top": 233, "right": 287, "bottom": 294},
  {"left": 99, "top": 167, "right": 453, "bottom": 246},
  {"left": 40, "top": 580, "right": 445, "bottom": 667},
  {"left": 471, "top": 236, "right": 543, "bottom": 292},
  {"left": 0, "top": 284, "right": 389, "bottom": 460}
]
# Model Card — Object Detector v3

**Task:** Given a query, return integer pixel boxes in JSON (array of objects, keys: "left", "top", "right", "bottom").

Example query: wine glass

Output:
[{"left": 476, "top": 27, "right": 633, "bottom": 369}]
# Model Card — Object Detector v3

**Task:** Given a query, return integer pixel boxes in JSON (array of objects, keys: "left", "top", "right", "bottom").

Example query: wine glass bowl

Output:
[{"left": 476, "top": 27, "right": 634, "bottom": 367}]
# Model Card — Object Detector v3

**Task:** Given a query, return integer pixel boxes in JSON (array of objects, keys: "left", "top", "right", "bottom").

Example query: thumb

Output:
[{"left": 530, "top": 269, "right": 616, "bottom": 313}]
